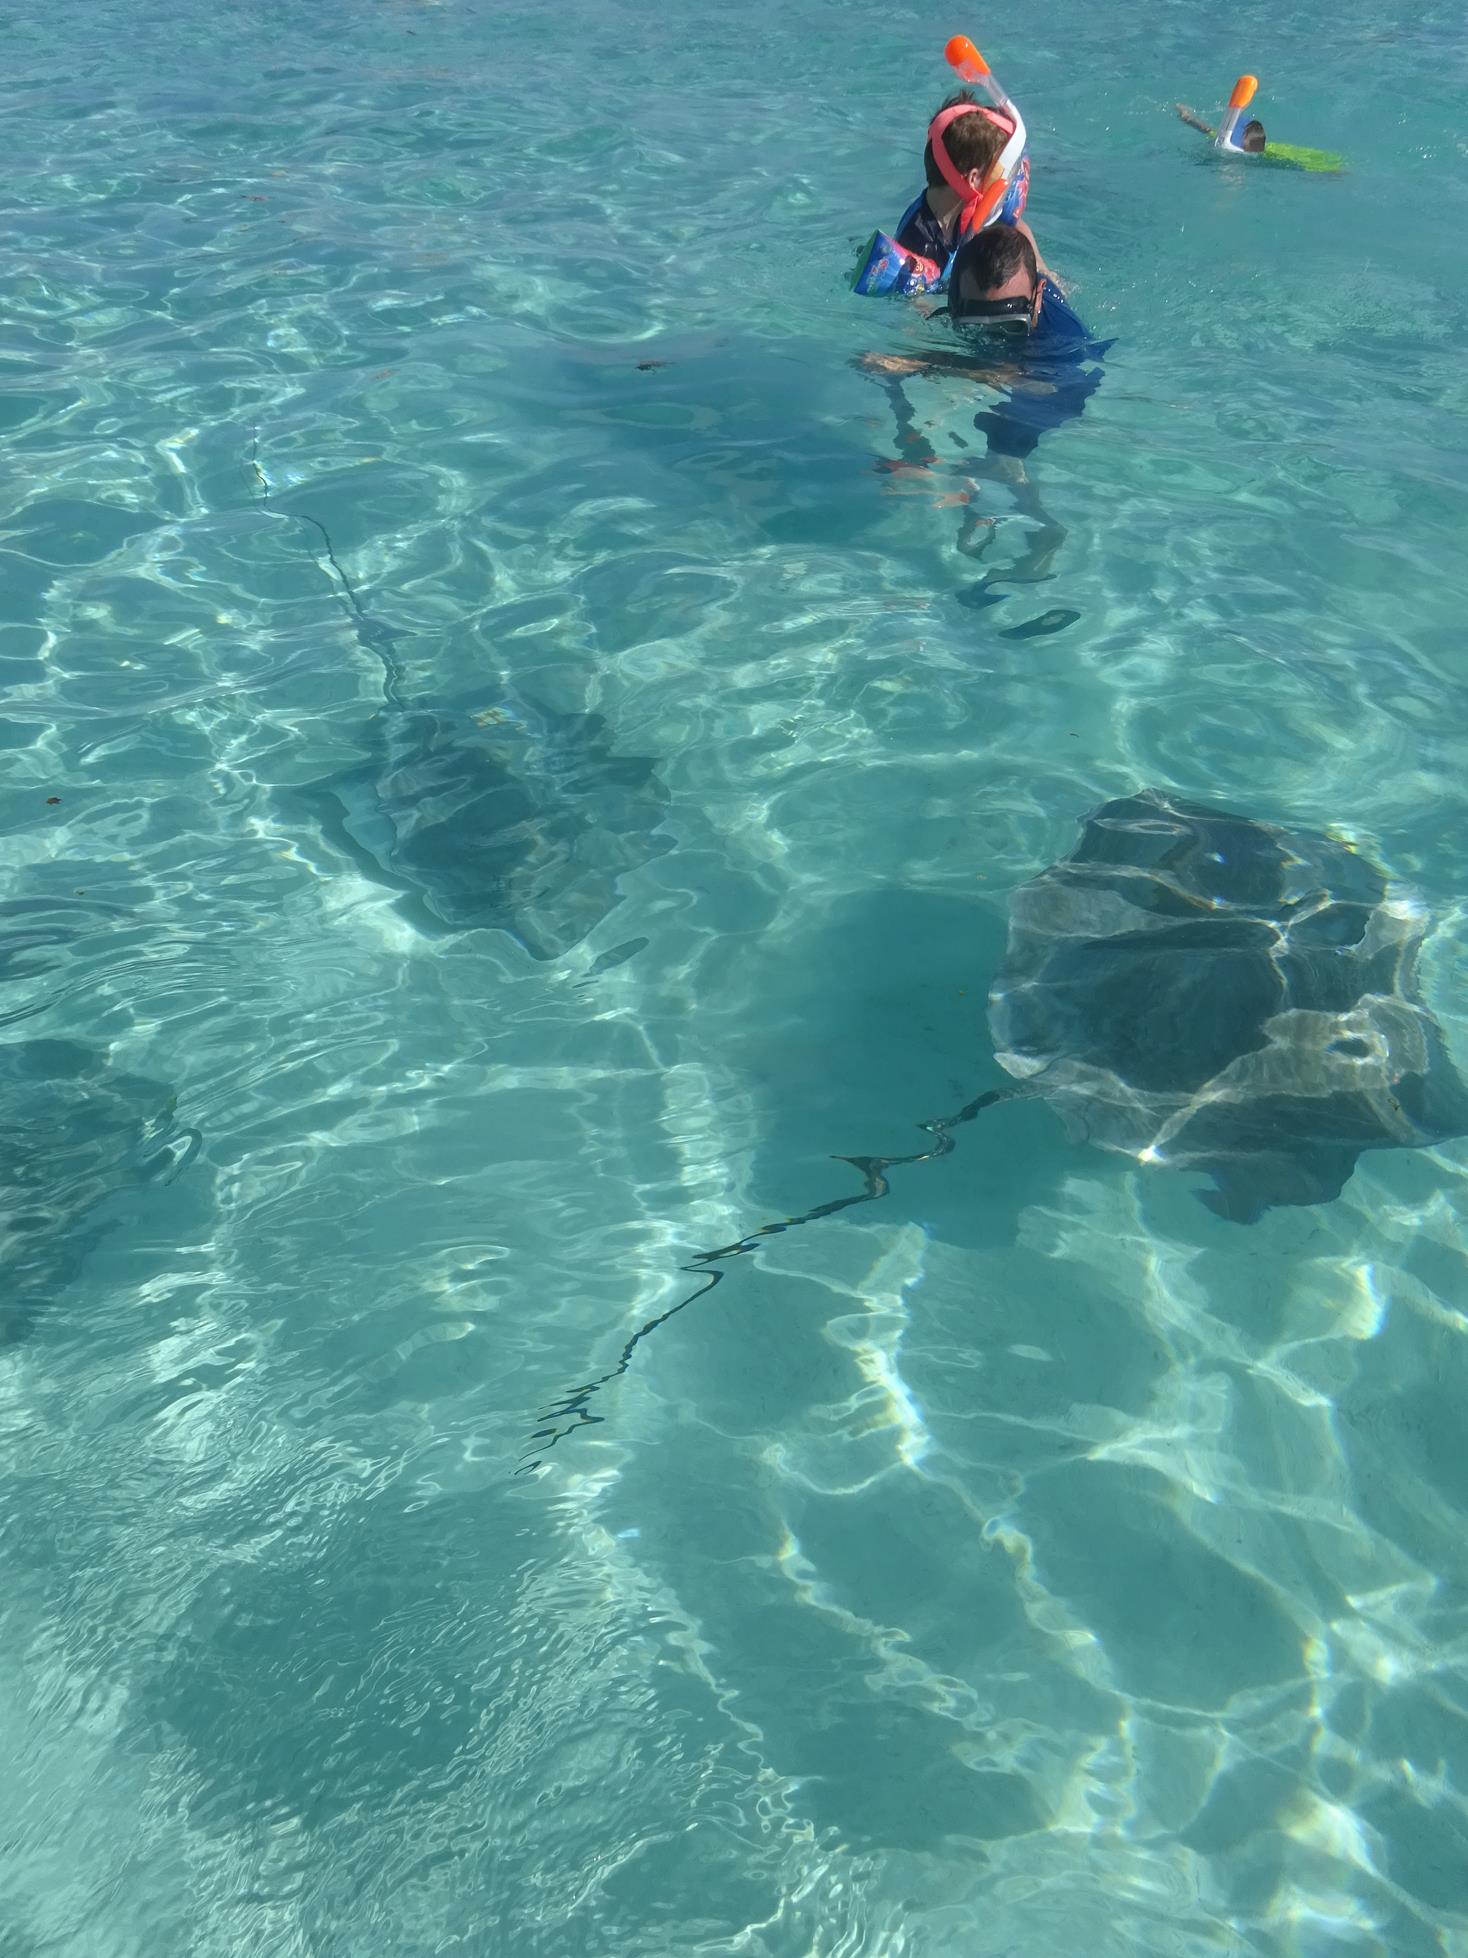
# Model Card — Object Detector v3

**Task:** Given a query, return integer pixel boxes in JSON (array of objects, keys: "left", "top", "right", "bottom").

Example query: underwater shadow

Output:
[{"left": 522, "top": 882, "right": 1083, "bottom": 1469}]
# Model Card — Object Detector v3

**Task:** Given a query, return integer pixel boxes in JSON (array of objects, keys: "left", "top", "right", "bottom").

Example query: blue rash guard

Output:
[{"left": 969, "top": 281, "right": 1113, "bottom": 460}]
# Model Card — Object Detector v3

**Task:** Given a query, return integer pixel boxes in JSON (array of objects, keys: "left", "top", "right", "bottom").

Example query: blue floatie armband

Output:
[
  {"left": 852, "top": 157, "right": 1031, "bottom": 297},
  {"left": 999, "top": 155, "right": 1030, "bottom": 225},
  {"left": 851, "top": 192, "right": 945, "bottom": 295},
  {"left": 850, "top": 231, "right": 947, "bottom": 295}
]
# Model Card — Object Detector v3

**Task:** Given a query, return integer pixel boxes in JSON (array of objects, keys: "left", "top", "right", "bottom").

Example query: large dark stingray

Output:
[
  {"left": 0, "top": 1037, "right": 200, "bottom": 1345},
  {"left": 990, "top": 789, "right": 1468, "bottom": 1221},
  {"left": 522, "top": 788, "right": 1468, "bottom": 1468},
  {"left": 250, "top": 434, "right": 671, "bottom": 957}
]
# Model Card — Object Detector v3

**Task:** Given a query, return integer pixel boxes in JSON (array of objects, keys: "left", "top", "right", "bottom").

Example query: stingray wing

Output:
[{"left": 1151, "top": 996, "right": 1468, "bottom": 1220}]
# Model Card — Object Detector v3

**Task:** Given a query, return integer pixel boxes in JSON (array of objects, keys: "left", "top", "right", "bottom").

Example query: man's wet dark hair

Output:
[
  {"left": 1241, "top": 118, "right": 1266, "bottom": 152},
  {"left": 922, "top": 89, "right": 1007, "bottom": 190},
  {"left": 949, "top": 224, "right": 1039, "bottom": 317}
]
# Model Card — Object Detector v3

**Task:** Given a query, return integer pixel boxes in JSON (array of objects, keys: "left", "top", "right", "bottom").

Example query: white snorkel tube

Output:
[
  {"left": 1214, "top": 74, "right": 1259, "bottom": 154},
  {"left": 941, "top": 35, "right": 1028, "bottom": 232}
]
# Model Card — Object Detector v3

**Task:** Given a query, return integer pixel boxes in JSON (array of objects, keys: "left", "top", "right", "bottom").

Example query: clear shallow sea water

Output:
[{"left": 4, "top": 0, "right": 1468, "bottom": 1952}]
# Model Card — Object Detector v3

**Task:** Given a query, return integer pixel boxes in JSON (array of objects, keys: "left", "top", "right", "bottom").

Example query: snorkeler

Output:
[
  {"left": 865, "top": 228, "right": 1109, "bottom": 460},
  {"left": 1176, "top": 76, "right": 1344, "bottom": 173},
  {"left": 859, "top": 227, "right": 1111, "bottom": 617},
  {"left": 852, "top": 36, "right": 1043, "bottom": 298},
  {"left": 1177, "top": 100, "right": 1265, "bottom": 153},
  {"left": 896, "top": 90, "right": 1051, "bottom": 281}
]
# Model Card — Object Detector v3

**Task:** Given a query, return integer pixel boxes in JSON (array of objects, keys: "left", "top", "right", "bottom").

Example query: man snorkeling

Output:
[
  {"left": 859, "top": 227, "right": 1111, "bottom": 614},
  {"left": 865, "top": 228, "right": 1109, "bottom": 459}
]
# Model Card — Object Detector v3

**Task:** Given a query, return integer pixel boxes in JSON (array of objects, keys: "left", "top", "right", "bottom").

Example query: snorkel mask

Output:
[
  {"left": 1214, "top": 74, "right": 1260, "bottom": 154},
  {"left": 948, "top": 287, "right": 1040, "bottom": 341},
  {"left": 932, "top": 35, "right": 1029, "bottom": 235},
  {"left": 947, "top": 238, "right": 1042, "bottom": 339}
]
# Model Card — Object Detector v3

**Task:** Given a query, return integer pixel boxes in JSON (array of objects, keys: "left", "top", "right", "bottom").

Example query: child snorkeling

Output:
[
  {"left": 896, "top": 88, "right": 1051, "bottom": 280},
  {"left": 1176, "top": 76, "right": 1344, "bottom": 174},
  {"left": 851, "top": 36, "right": 1046, "bottom": 297}
]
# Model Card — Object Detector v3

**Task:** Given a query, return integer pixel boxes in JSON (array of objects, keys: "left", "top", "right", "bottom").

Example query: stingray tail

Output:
[
  {"left": 518, "top": 1082, "right": 1018, "bottom": 1473},
  {"left": 247, "top": 426, "right": 414, "bottom": 709}
]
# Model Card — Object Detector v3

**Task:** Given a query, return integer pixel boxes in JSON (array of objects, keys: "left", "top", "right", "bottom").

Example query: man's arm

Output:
[{"left": 856, "top": 349, "right": 1025, "bottom": 387}]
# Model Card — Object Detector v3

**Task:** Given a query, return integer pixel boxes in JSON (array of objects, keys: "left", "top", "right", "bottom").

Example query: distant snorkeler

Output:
[
  {"left": 1176, "top": 74, "right": 1345, "bottom": 173},
  {"left": 1177, "top": 103, "right": 1267, "bottom": 152}
]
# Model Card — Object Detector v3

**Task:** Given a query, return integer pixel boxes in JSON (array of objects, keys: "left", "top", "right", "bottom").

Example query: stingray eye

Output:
[{"left": 1328, "top": 1036, "right": 1371, "bottom": 1060}]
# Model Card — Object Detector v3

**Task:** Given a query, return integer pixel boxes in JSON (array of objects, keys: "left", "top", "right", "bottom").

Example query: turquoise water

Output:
[{"left": 5, "top": 0, "right": 1468, "bottom": 1949}]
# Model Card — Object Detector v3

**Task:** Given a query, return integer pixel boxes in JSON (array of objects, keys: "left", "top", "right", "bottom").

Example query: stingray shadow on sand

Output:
[
  {"left": 0, "top": 1036, "right": 200, "bottom": 1346},
  {"left": 524, "top": 787, "right": 1468, "bottom": 1466},
  {"left": 250, "top": 433, "right": 673, "bottom": 960},
  {"left": 295, "top": 690, "right": 672, "bottom": 957}
]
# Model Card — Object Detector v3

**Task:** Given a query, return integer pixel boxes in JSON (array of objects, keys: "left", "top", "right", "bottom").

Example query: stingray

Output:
[
  {"left": 0, "top": 1037, "right": 200, "bottom": 1345},
  {"left": 250, "top": 429, "right": 672, "bottom": 958},
  {"left": 522, "top": 788, "right": 1468, "bottom": 1468},
  {"left": 988, "top": 788, "right": 1468, "bottom": 1221},
  {"left": 296, "top": 691, "right": 672, "bottom": 955}
]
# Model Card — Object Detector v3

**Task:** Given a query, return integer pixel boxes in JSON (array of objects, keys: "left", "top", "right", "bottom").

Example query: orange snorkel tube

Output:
[
  {"left": 1214, "top": 74, "right": 1259, "bottom": 152},
  {"left": 938, "top": 34, "right": 1029, "bottom": 233}
]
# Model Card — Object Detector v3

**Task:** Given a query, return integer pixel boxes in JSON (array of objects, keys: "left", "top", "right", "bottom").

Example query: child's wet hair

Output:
[
  {"left": 923, "top": 89, "right": 1007, "bottom": 189},
  {"left": 1241, "top": 118, "right": 1266, "bottom": 152}
]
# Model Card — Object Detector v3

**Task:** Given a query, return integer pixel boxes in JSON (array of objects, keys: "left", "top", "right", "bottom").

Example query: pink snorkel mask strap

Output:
[
  {"left": 928, "top": 103, "right": 1012, "bottom": 201},
  {"left": 927, "top": 93, "right": 1028, "bottom": 235}
]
